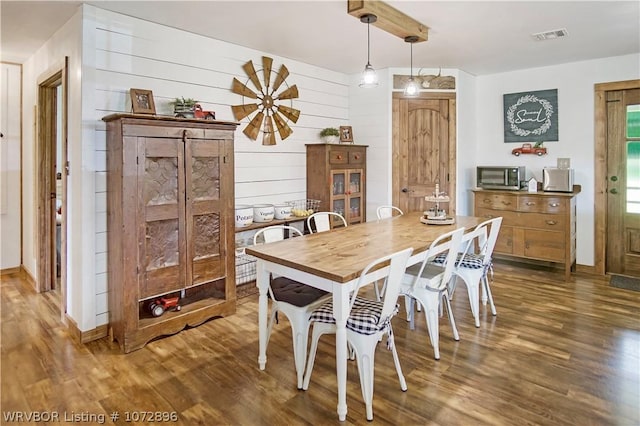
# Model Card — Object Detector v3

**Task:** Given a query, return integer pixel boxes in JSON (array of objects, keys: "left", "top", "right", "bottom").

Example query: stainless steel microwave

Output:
[{"left": 477, "top": 166, "right": 525, "bottom": 190}]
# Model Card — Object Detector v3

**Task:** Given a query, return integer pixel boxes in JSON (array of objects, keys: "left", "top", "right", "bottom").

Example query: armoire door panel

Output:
[
  {"left": 185, "top": 138, "right": 225, "bottom": 286},
  {"left": 141, "top": 265, "right": 182, "bottom": 300},
  {"left": 139, "top": 137, "right": 186, "bottom": 299},
  {"left": 191, "top": 212, "right": 224, "bottom": 285}
]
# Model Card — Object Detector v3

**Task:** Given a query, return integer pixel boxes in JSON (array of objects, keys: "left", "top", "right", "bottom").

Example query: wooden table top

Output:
[{"left": 245, "top": 212, "right": 482, "bottom": 283}]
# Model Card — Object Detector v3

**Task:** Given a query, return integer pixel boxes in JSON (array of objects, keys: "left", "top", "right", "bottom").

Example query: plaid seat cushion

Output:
[
  {"left": 271, "top": 277, "right": 329, "bottom": 307},
  {"left": 309, "top": 296, "right": 398, "bottom": 335},
  {"left": 433, "top": 252, "right": 484, "bottom": 269}
]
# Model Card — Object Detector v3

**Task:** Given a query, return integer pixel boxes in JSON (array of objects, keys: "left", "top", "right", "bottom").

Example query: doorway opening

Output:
[{"left": 36, "top": 58, "right": 68, "bottom": 318}]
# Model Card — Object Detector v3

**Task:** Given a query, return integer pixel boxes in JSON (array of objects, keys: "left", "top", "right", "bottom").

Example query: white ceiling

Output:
[{"left": 2, "top": 1, "right": 639, "bottom": 76}]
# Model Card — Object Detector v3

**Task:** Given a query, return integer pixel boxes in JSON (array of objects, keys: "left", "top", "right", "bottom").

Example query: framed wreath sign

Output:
[{"left": 503, "top": 89, "right": 558, "bottom": 143}]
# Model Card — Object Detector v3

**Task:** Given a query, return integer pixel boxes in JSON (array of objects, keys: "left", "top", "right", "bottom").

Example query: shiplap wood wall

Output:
[{"left": 89, "top": 6, "right": 352, "bottom": 327}]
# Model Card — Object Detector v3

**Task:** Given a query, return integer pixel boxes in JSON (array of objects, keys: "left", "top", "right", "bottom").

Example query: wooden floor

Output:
[{"left": 2, "top": 262, "right": 639, "bottom": 425}]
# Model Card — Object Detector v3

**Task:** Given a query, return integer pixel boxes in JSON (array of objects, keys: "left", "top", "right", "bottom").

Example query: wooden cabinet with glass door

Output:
[{"left": 306, "top": 144, "right": 367, "bottom": 226}]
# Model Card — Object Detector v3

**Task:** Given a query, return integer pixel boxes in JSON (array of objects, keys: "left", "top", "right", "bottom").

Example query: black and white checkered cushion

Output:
[
  {"left": 309, "top": 296, "right": 398, "bottom": 335},
  {"left": 433, "top": 252, "right": 484, "bottom": 269}
]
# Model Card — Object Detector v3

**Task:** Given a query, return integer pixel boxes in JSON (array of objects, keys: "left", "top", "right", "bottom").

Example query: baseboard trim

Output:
[
  {"left": 494, "top": 256, "right": 599, "bottom": 276},
  {"left": 65, "top": 314, "right": 108, "bottom": 343},
  {"left": 0, "top": 266, "right": 22, "bottom": 276},
  {"left": 1, "top": 266, "right": 36, "bottom": 288},
  {"left": 20, "top": 266, "right": 36, "bottom": 288},
  {"left": 576, "top": 264, "right": 597, "bottom": 275}
]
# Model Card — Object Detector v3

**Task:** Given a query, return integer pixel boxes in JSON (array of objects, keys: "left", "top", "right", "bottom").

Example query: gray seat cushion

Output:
[{"left": 271, "top": 277, "right": 328, "bottom": 307}]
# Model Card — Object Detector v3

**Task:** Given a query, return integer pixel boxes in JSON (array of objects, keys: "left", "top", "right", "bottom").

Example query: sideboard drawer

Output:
[
  {"left": 522, "top": 213, "right": 567, "bottom": 231},
  {"left": 475, "top": 208, "right": 520, "bottom": 227},
  {"left": 475, "top": 194, "right": 517, "bottom": 211},
  {"left": 519, "top": 196, "right": 566, "bottom": 214}
]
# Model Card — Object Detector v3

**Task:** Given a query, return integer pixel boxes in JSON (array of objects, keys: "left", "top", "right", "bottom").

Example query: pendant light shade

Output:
[
  {"left": 359, "top": 14, "right": 378, "bottom": 88},
  {"left": 403, "top": 36, "right": 419, "bottom": 97}
]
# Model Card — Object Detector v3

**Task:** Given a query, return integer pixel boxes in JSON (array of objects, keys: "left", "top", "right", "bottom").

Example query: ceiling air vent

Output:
[{"left": 532, "top": 28, "right": 569, "bottom": 41}]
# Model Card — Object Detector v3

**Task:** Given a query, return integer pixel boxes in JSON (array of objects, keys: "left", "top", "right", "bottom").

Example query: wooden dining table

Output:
[{"left": 245, "top": 211, "right": 482, "bottom": 421}]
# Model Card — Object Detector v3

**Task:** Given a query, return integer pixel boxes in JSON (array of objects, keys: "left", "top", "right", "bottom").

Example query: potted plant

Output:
[
  {"left": 170, "top": 97, "right": 197, "bottom": 117},
  {"left": 320, "top": 127, "right": 340, "bottom": 144}
]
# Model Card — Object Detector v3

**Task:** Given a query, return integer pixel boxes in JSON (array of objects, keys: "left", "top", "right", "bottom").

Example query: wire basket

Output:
[
  {"left": 235, "top": 252, "right": 257, "bottom": 285},
  {"left": 287, "top": 199, "right": 321, "bottom": 217}
]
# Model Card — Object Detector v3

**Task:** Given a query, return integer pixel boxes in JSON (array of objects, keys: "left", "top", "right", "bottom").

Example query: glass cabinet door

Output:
[
  {"left": 330, "top": 169, "right": 364, "bottom": 225},
  {"left": 330, "top": 170, "right": 346, "bottom": 220},
  {"left": 347, "top": 170, "right": 364, "bottom": 223}
]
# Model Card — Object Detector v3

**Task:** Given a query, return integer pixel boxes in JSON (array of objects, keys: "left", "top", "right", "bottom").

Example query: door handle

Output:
[
  {"left": 610, "top": 176, "right": 618, "bottom": 182},
  {"left": 610, "top": 188, "right": 618, "bottom": 194},
  {"left": 401, "top": 188, "right": 413, "bottom": 193}
]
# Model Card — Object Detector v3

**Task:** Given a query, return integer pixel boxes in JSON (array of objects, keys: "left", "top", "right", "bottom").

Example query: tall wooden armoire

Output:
[{"left": 103, "top": 114, "right": 237, "bottom": 352}]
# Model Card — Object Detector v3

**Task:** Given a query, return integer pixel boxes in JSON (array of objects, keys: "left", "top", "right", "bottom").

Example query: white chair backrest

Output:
[
  {"left": 480, "top": 217, "right": 502, "bottom": 263},
  {"left": 350, "top": 247, "right": 414, "bottom": 323},
  {"left": 253, "top": 225, "right": 303, "bottom": 246},
  {"left": 252, "top": 225, "right": 304, "bottom": 301},
  {"left": 458, "top": 217, "right": 502, "bottom": 267},
  {"left": 410, "top": 227, "right": 465, "bottom": 291},
  {"left": 376, "top": 205, "right": 404, "bottom": 220},
  {"left": 306, "top": 212, "right": 347, "bottom": 233}
]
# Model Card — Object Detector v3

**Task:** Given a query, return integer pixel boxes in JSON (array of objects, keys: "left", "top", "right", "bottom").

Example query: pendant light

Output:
[
  {"left": 403, "top": 36, "right": 420, "bottom": 97},
  {"left": 359, "top": 14, "right": 378, "bottom": 88}
]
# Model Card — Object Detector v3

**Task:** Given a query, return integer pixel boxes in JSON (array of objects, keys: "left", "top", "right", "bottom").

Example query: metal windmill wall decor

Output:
[{"left": 231, "top": 56, "right": 300, "bottom": 145}]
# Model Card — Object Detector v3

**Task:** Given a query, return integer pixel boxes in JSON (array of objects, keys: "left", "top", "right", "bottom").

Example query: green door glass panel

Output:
[
  {"left": 627, "top": 105, "right": 640, "bottom": 213},
  {"left": 628, "top": 105, "right": 640, "bottom": 138},
  {"left": 628, "top": 141, "right": 640, "bottom": 213}
]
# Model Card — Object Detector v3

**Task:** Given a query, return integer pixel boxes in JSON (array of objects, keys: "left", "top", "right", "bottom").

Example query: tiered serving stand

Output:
[{"left": 420, "top": 184, "right": 455, "bottom": 225}]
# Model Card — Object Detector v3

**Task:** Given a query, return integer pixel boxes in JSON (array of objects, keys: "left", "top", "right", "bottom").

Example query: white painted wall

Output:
[
  {"left": 0, "top": 63, "right": 22, "bottom": 269},
  {"left": 347, "top": 68, "right": 390, "bottom": 220},
  {"left": 78, "top": 6, "right": 351, "bottom": 330},
  {"left": 455, "top": 70, "right": 478, "bottom": 216},
  {"left": 474, "top": 53, "right": 640, "bottom": 266}
]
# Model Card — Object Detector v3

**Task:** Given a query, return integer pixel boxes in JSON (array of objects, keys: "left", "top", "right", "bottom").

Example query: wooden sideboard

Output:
[{"left": 473, "top": 187, "right": 580, "bottom": 281}]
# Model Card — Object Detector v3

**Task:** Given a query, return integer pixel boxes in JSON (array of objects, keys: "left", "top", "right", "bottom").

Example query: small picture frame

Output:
[
  {"left": 130, "top": 88, "right": 156, "bottom": 114},
  {"left": 339, "top": 126, "right": 354, "bottom": 143}
]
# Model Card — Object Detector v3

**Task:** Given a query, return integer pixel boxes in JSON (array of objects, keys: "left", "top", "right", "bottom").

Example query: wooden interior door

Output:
[
  {"left": 606, "top": 88, "right": 640, "bottom": 278},
  {"left": 138, "top": 136, "right": 186, "bottom": 300},
  {"left": 392, "top": 92, "right": 456, "bottom": 214}
]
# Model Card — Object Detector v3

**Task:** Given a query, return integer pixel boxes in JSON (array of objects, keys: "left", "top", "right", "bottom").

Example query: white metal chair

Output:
[
  {"left": 374, "top": 206, "right": 404, "bottom": 299},
  {"left": 306, "top": 211, "right": 347, "bottom": 233},
  {"left": 400, "top": 227, "right": 464, "bottom": 360},
  {"left": 302, "top": 247, "right": 414, "bottom": 421},
  {"left": 436, "top": 217, "right": 502, "bottom": 327},
  {"left": 376, "top": 205, "right": 404, "bottom": 220},
  {"left": 252, "top": 225, "right": 330, "bottom": 389}
]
